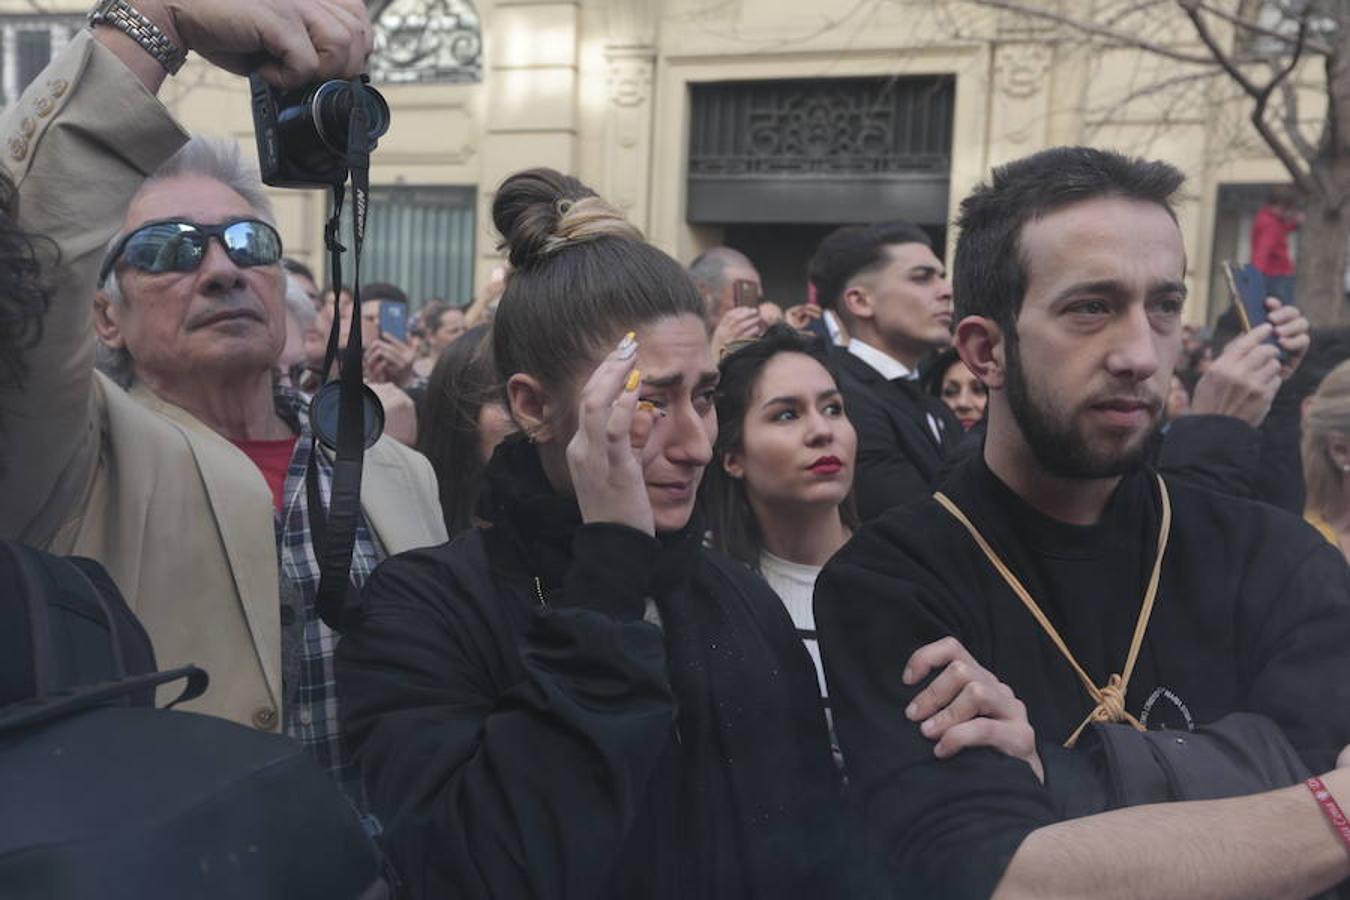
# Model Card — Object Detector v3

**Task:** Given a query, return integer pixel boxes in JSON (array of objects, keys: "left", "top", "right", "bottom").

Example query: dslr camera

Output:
[{"left": 250, "top": 76, "right": 390, "bottom": 188}]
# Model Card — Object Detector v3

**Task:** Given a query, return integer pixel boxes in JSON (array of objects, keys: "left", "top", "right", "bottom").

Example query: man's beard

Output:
[{"left": 1003, "top": 338, "right": 1161, "bottom": 479}]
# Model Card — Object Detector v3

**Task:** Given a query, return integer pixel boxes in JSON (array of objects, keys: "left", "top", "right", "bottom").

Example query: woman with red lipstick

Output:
[
  {"left": 336, "top": 172, "right": 843, "bottom": 900},
  {"left": 702, "top": 327, "right": 1042, "bottom": 778},
  {"left": 923, "top": 347, "right": 988, "bottom": 431}
]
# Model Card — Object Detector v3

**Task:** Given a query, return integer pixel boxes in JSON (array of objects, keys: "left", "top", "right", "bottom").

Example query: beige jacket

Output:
[{"left": 0, "top": 33, "right": 446, "bottom": 730}]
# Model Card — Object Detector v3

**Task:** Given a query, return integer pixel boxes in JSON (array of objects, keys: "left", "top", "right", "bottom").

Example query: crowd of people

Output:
[{"left": 3, "top": 1, "right": 1350, "bottom": 898}]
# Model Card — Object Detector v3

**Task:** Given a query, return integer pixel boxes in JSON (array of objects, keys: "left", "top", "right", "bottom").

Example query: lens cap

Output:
[{"left": 308, "top": 381, "right": 385, "bottom": 451}]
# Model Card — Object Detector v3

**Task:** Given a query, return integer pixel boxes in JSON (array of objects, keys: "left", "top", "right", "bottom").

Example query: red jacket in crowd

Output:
[{"left": 1250, "top": 204, "right": 1299, "bottom": 276}]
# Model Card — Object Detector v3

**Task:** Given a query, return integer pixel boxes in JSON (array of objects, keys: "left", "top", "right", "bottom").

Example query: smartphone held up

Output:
[
  {"left": 1222, "top": 261, "right": 1284, "bottom": 358},
  {"left": 378, "top": 300, "right": 408, "bottom": 343}
]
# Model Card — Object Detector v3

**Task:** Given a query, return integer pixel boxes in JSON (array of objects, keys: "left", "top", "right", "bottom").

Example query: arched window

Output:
[{"left": 369, "top": 0, "right": 482, "bottom": 85}]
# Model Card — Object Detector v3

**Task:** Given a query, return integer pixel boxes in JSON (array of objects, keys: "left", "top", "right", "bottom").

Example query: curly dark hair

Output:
[{"left": 0, "top": 170, "right": 54, "bottom": 395}]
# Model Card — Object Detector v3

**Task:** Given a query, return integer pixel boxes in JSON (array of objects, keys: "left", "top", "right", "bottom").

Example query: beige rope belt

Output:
[{"left": 933, "top": 475, "right": 1173, "bottom": 748}]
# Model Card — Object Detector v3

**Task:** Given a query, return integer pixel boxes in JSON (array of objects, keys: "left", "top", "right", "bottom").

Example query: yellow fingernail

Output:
[
  {"left": 623, "top": 331, "right": 636, "bottom": 343},
  {"left": 625, "top": 369, "right": 642, "bottom": 392},
  {"left": 637, "top": 400, "right": 655, "bottom": 413}
]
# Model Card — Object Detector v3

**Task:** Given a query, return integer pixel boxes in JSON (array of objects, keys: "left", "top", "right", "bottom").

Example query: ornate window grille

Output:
[
  {"left": 687, "top": 76, "right": 955, "bottom": 224},
  {"left": 689, "top": 76, "right": 954, "bottom": 179},
  {"left": 370, "top": 0, "right": 482, "bottom": 85}
]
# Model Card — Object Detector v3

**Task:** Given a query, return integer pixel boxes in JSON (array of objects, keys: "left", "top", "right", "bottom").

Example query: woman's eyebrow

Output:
[
  {"left": 760, "top": 388, "right": 839, "bottom": 410},
  {"left": 641, "top": 373, "right": 681, "bottom": 389},
  {"left": 642, "top": 370, "right": 719, "bottom": 389}
]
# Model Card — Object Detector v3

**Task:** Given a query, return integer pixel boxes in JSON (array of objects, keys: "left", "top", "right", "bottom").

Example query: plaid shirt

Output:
[{"left": 275, "top": 390, "right": 384, "bottom": 805}]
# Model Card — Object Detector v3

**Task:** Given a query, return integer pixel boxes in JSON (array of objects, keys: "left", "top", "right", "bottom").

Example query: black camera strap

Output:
[{"left": 306, "top": 83, "right": 373, "bottom": 633}]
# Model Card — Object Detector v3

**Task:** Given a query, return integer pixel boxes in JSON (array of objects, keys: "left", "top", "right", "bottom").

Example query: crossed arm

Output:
[
  {"left": 817, "top": 516, "right": 1350, "bottom": 899},
  {"left": 995, "top": 771, "right": 1350, "bottom": 900}
]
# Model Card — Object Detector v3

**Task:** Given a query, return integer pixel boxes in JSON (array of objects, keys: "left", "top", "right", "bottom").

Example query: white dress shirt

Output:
[{"left": 846, "top": 339, "right": 943, "bottom": 443}]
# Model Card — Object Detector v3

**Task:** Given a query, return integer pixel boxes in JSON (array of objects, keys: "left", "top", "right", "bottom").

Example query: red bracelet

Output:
[{"left": 1307, "top": 777, "right": 1350, "bottom": 854}]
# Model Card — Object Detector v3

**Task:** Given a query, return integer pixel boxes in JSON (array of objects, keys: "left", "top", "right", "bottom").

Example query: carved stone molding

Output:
[
  {"left": 602, "top": 49, "right": 656, "bottom": 219},
  {"left": 995, "top": 43, "right": 1052, "bottom": 100},
  {"left": 607, "top": 56, "right": 653, "bottom": 109}
]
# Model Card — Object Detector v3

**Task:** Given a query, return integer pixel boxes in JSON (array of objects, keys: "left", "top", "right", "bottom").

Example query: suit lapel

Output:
[
  {"left": 889, "top": 376, "right": 963, "bottom": 455},
  {"left": 127, "top": 386, "right": 282, "bottom": 707},
  {"left": 836, "top": 351, "right": 945, "bottom": 472}
]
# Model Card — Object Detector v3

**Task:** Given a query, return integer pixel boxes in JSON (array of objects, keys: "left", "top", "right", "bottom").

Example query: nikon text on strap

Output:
[{"left": 933, "top": 474, "right": 1173, "bottom": 748}]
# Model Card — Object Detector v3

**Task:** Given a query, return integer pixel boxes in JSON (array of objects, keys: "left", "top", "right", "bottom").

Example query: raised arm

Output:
[
  {"left": 0, "top": 29, "right": 186, "bottom": 545},
  {"left": 0, "top": 0, "right": 370, "bottom": 545}
]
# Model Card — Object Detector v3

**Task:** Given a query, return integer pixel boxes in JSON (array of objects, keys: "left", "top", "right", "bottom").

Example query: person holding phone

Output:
[
  {"left": 688, "top": 246, "right": 768, "bottom": 359},
  {"left": 357, "top": 282, "right": 418, "bottom": 387}
]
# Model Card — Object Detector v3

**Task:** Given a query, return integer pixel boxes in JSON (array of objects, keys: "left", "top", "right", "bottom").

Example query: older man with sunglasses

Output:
[{"left": 0, "top": 0, "right": 444, "bottom": 801}]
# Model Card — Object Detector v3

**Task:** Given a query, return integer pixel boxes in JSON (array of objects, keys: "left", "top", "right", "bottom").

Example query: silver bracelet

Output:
[{"left": 88, "top": 0, "right": 187, "bottom": 75}]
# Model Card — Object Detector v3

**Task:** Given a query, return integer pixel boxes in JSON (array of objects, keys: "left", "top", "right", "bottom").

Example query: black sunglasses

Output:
[{"left": 97, "top": 218, "right": 283, "bottom": 287}]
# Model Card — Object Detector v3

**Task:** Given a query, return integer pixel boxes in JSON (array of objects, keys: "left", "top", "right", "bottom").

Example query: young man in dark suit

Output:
[{"left": 808, "top": 222, "right": 962, "bottom": 520}]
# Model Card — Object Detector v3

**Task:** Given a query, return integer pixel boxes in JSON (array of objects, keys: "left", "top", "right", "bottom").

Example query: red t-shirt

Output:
[
  {"left": 233, "top": 435, "right": 299, "bottom": 513},
  {"left": 1250, "top": 205, "right": 1299, "bottom": 276}
]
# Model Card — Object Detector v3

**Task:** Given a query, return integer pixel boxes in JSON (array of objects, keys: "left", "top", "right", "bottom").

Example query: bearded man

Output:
[{"left": 815, "top": 147, "right": 1350, "bottom": 899}]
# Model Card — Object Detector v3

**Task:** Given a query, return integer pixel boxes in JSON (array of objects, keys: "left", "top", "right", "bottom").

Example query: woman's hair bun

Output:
[{"left": 493, "top": 167, "right": 642, "bottom": 269}]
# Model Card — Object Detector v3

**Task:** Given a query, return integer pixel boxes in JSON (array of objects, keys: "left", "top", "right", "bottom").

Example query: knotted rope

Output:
[{"left": 933, "top": 475, "right": 1172, "bottom": 748}]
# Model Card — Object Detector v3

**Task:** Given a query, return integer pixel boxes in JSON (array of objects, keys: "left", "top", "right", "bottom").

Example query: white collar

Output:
[{"left": 847, "top": 338, "right": 915, "bottom": 381}]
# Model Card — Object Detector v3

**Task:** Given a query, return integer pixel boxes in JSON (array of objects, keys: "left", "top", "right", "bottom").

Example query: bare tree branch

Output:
[
  {"left": 1101, "top": 0, "right": 1173, "bottom": 29},
  {"left": 1180, "top": 0, "right": 1317, "bottom": 193},
  {"left": 1277, "top": 71, "right": 1319, "bottom": 159},
  {"left": 1194, "top": 0, "right": 1333, "bottom": 55},
  {"left": 1083, "top": 66, "right": 1220, "bottom": 125},
  {"left": 968, "top": 0, "right": 1219, "bottom": 65}
]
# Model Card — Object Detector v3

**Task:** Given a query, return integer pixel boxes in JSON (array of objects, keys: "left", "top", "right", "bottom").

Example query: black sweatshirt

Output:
[
  {"left": 336, "top": 437, "right": 841, "bottom": 900},
  {"left": 815, "top": 454, "right": 1350, "bottom": 898}
]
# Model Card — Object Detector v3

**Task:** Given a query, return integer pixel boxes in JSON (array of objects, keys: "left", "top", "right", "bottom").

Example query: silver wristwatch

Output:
[{"left": 87, "top": 0, "right": 187, "bottom": 75}]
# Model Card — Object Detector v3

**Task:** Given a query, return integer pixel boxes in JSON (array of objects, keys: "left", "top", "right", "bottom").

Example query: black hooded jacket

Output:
[{"left": 336, "top": 436, "right": 842, "bottom": 899}]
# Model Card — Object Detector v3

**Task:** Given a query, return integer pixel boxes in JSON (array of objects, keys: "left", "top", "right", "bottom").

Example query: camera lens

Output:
[{"left": 311, "top": 81, "right": 391, "bottom": 154}]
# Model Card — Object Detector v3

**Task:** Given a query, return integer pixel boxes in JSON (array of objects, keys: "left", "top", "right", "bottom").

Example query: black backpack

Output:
[{"left": 0, "top": 541, "right": 393, "bottom": 899}]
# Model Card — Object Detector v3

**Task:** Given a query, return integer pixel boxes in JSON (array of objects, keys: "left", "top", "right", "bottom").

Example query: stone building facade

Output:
[{"left": 0, "top": 0, "right": 1309, "bottom": 323}]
